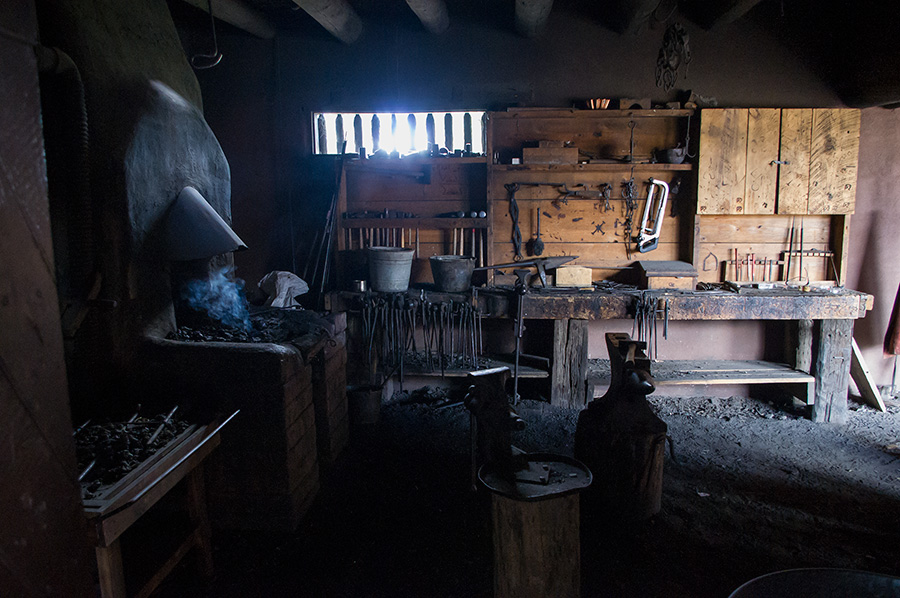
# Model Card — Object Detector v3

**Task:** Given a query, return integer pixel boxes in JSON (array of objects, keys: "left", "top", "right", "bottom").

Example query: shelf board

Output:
[
  {"left": 345, "top": 156, "right": 487, "bottom": 167},
  {"left": 492, "top": 163, "right": 693, "bottom": 172},
  {"left": 493, "top": 109, "right": 694, "bottom": 119},
  {"left": 341, "top": 217, "right": 489, "bottom": 229},
  {"left": 399, "top": 357, "right": 548, "bottom": 379},
  {"left": 588, "top": 359, "right": 814, "bottom": 386}
]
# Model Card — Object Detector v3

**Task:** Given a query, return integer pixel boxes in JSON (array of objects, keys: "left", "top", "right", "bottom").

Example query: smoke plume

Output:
[{"left": 180, "top": 266, "right": 251, "bottom": 331}]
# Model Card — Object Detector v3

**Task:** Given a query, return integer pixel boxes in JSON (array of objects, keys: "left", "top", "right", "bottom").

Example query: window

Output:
[{"left": 313, "top": 111, "right": 486, "bottom": 156}]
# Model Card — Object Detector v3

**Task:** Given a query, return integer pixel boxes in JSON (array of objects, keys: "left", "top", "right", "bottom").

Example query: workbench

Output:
[{"left": 330, "top": 286, "right": 872, "bottom": 423}]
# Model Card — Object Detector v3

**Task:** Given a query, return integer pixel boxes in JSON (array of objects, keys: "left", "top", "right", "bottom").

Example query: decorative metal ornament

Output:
[{"left": 656, "top": 22, "right": 691, "bottom": 91}]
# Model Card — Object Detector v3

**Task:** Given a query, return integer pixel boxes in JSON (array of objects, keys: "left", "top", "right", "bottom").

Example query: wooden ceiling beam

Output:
[
  {"left": 603, "top": 0, "right": 660, "bottom": 34},
  {"left": 515, "top": 0, "right": 554, "bottom": 37},
  {"left": 180, "top": 0, "right": 276, "bottom": 39},
  {"left": 291, "top": 0, "right": 363, "bottom": 44},
  {"left": 405, "top": 0, "right": 449, "bottom": 34},
  {"left": 684, "top": 0, "right": 765, "bottom": 29}
]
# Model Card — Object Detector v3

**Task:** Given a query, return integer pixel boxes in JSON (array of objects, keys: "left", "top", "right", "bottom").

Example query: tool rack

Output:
[
  {"left": 331, "top": 106, "right": 869, "bottom": 424},
  {"left": 486, "top": 108, "right": 695, "bottom": 281}
]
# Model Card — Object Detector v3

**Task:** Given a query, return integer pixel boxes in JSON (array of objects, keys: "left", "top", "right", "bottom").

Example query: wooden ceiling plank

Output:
[
  {"left": 180, "top": 0, "right": 276, "bottom": 39},
  {"left": 291, "top": 0, "right": 363, "bottom": 44},
  {"left": 405, "top": 0, "right": 450, "bottom": 34},
  {"left": 688, "top": 0, "right": 765, "bottom": 29},
  {"left": 515, "top": 0, "right": 554, "bottom": 37}
]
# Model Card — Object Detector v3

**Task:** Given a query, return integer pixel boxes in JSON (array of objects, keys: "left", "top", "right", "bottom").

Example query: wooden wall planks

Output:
[
  {"left": 488, "top": 109, "right": 689, "bottom": 165},
  {"left": 696, "top": 214, "right": 834, "bottom": 283}
]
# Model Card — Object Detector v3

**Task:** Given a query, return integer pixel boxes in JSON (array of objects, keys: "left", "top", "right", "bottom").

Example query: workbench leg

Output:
[
  {"left": 186, "top": 465, "right": 215, "bottom": 578},
  {"left": 787, "top": 319, "right": 814, "bottom": 373},
  {"left": 96, "top": 540, "right": 127, "bottom": 598},
  {"left": 811, "top": 319, "right": 853, "bottom": 424},
  {"left": 783, "top": 319, "right": 816, "bottom": 405},
  {"left": 551, "top": 319, "right": 588, "bottom": 408}
]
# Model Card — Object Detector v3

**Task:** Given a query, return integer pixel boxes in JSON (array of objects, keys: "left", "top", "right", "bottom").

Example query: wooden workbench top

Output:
[{"left": 329, "top": 287, "right": 872, "bottom": 322}]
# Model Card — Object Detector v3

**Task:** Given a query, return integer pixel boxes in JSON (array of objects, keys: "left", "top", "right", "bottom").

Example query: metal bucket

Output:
[
  {"left": 430, "top": 255, "right": 475, "bottom": 292},
  {"left": 729, "top": 568, "right": 900, "bottom": 598},
  {"left": 368, "top": 247, "right": 414, "bottom": 292}
]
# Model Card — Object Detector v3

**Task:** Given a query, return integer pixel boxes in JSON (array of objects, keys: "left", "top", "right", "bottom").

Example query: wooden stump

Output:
[{"left": 491, "top": 493, "right": 581, "bottom": 598}]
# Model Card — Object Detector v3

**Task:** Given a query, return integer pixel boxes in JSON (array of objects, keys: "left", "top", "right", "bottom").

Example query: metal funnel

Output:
[{"left": 161, "top": 186, "right": 247, "bottom": 261}]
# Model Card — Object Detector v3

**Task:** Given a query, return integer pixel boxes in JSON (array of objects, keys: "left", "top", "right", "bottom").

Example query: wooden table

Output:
[
  {"left": 329, "top": 287, "right": 873, "bottom": 423},
  {"left": 484, "top": 286, "right": 871, "bottom": 423},
  {"left": 84, "top": 412, "right": 237, "bottom": 598}
]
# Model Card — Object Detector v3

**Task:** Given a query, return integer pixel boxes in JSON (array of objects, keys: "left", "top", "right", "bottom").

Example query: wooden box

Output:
[
  {"left": 522, "top": 146, "right": 578, "bottom": 165},
  {"left": 556, "top": 266, "right": 592, "bottom": 288},
  {"left": 638, "top": 260, "right": 698, "bottom": 290}
]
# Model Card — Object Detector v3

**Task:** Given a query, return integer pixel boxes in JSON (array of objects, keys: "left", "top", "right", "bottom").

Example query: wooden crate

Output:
[{"left": 638, "top": 260, "right": 697, "bottom": 290}]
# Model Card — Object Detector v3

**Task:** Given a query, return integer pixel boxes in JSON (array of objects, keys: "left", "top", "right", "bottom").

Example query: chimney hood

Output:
[{"left": 161, "top": 186, "right": 247, "bottom": 261}]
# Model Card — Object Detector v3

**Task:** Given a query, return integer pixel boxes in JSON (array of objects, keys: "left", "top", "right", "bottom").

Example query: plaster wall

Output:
[
  {"left": 37, "top": 0, "right": 234, "bottom": 408},
  {"left": 847, "top": 108, "right": 900, "bottom": 386}
]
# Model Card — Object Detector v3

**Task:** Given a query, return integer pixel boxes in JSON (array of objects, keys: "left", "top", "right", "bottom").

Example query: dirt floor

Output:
[{"left": 166, "top": 386, "right": 900, "bottom": 598}]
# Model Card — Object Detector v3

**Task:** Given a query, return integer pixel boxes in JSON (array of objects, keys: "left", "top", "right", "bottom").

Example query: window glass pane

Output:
[{"left": 313, "top": 111, "right": 485, "bottom": 155}]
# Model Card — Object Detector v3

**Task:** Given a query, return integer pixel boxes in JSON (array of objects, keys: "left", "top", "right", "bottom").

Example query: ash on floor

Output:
[{"left": 166, "top": 390, "right": 900, "bottom": 598}]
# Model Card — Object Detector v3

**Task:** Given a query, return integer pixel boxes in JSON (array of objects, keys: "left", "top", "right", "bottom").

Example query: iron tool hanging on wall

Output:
[{"left": 636, "top": 178, "right": 669, "bottom": 253}]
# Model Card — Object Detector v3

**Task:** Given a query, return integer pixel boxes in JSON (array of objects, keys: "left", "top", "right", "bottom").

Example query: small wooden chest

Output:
[{"left": 637, "top": 261, "right": 698, "bottom": 290}]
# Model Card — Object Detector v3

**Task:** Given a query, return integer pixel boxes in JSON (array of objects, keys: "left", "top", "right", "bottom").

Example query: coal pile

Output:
[
  {"left": 75, "top": 411, "right": 192, "bottom": 499},
  {"left": 169, "top": 308, "right": 332, "bottom": 344}
]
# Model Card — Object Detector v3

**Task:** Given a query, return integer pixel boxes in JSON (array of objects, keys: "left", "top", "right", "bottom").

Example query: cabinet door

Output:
[
  {"left": 698, "top": 108, "right": 780, "bottom": 215},
  {"left": 744, "top": 108, "right": 780, "bottom": 214},
  {"left": 808, "top": 108, "right": 860, "bottom": 215},
  {"left": 776, "top": 109, "right": 813, "bottom": 214},
  {"left": 698, "top": 109, "right": 748, "bottom": 214}
]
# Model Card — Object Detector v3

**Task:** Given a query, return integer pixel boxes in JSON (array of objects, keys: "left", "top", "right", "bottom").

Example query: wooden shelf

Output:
[
  {"left": 345, "top": 156, "right": 487, "bottom": 168},
  {"left": 400, "top": 356, "right": 549, "bottom": 379},
  {"left": 493, "top": 109, "right": 694, "bottom": 119},
  {"left": 342, "top": 217, "right": 489, "bottom": 229},
  {"left": 492, "top": 163, "right": 693, "bottom": 172},
  {"left": 588, "top": 359, "right": 815, "bottom": 403}
]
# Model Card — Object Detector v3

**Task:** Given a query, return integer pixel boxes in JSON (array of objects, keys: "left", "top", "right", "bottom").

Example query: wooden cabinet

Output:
[{"left": 698, "top": 108, "right": 860, "bottom": 215}]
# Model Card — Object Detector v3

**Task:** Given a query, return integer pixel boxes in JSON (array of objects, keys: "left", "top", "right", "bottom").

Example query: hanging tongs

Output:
[{"left": 636, "top": 178, "right": 669, "bottom": 253}]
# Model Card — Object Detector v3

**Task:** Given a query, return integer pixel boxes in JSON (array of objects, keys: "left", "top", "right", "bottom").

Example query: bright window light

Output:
[{"left": 313, "top": 111, "right": 486, "bottom": 156}]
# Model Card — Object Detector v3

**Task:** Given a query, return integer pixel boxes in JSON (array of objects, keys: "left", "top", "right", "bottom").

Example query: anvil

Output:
[{"left": 475, "top": 255, "right": 578, "bottom": 287}]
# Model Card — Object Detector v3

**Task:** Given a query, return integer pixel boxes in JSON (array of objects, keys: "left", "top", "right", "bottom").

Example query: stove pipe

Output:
[{"left": 161, "top": 186, "right": 247, "bottom": 261}]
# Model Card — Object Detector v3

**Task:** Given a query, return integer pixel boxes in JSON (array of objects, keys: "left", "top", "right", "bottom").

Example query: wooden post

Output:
[
  {"left": 492, "top": 493, "right": 581, "bottom": 598},
  {"left": 186, "top": 466, "right": 215, "bottom": 578},
  {"left": 811, "top": 318, "right": 853, "bottom": 423},
  {"left": 96, "top": 540, "right": 127, "bottom": 598},
  {"left": 551, "top": 319, "right": 588, "bottom": 408}
]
